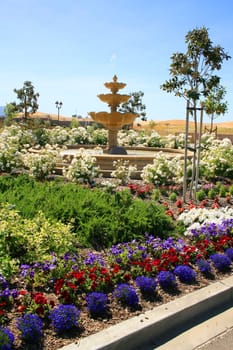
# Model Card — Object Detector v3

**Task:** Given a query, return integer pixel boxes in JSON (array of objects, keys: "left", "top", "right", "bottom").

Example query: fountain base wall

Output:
[{"left": 57, "top": 146, "right": 189, "bottom": 179}]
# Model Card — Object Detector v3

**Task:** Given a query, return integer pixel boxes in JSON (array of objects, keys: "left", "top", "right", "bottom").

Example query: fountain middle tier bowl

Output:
[
  {"left": 89, "top": 111, "right": 137, "bottom": 130},
  {"left": 97, "top": 94, "right": 130, "bottom": 106}
]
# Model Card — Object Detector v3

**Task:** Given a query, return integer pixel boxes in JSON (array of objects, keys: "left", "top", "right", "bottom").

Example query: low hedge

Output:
[{"left": 0, "top": 175, "right": 174, "bottom": 248}]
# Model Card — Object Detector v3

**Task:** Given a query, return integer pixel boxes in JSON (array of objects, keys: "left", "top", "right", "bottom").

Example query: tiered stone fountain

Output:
[
  {"left": 59, "top": 76, "right": 189, "bottom": 179},
  {"left": 89, "top": 75, "right": 137, "bottom": 154}
]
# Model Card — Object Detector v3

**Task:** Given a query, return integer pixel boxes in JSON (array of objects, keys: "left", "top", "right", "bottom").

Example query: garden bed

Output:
[{"left": 1, "top": 177, "right": 233, "bottom": 349}]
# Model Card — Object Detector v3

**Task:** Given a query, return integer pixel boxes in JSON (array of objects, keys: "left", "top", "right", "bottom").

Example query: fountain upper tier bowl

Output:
[{"left": 104, "top": 80, "right": 126, "bottom": 93}]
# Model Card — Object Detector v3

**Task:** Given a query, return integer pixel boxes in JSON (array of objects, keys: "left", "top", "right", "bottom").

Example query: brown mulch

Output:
[{"left": 7, "top": 269, "right": 233, "bottom": 350}]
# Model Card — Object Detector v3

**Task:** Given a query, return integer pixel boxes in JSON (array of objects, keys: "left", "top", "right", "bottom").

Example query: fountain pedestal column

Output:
[{"left": 108, "top": 129, "right": 118, "bottom": 150}]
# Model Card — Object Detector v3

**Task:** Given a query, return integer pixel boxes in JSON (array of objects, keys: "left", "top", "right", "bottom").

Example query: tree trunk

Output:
[
  {"left": 194, "top": 106, "right": 203, "bottom": 194},
  {"left": 189, "top": 102, "right": 197, "bottom": 199},
  {"left": 210, "top": 113, "right": 214, "bottom": 132},
  {"left": 183, "top": 101, "right": 190, "bottom": 202}
]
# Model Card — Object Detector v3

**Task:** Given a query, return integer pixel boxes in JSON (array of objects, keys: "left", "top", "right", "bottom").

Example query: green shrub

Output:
[
  {"left": 0, "top": 175, "right": 175, "bottom": 249},
  {"left": 0, "top": 203, "right": 76, "bottom": 265},
  {"left": 229, "top": 185, "right": 233, "bottom": 195},
  {"left": 218, "top": 185, "right": 226, "bottom": 197},
  {"left": 208, "top": 188, "right": 217, "bottom": 199},
  {"left": 196, "top": 190, "right": 206, "bottom": 201},
  {"left": 152, "top": 189, "right": 160, "bottom": 201},
  {"left": 169, "top": 192, "right": 177, "bottom": 202}
]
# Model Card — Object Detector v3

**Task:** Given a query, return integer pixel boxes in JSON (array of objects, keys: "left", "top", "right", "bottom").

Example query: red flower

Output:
[
  {"left": 35, "top": 306, "right": 45, "bottom": 316},
  {"left": 67, "top": 283, "right": 77, "bottom": 290},
  {"left": 112, "top": 264, "right": 120, "bottom": 274},
  {"left": 89, "top": 273, "right": 97, "bottom": 281},
  {"left": 17, "top": 305, "right": 26, "bottom": 313},
  {"left": 188, "top": 201, "right": 196, "bottom": 210},
  {"left": 123, "top": 273, "right": 131, "bottom": 282},
  {"left": 18, "top": 290, "right": 28, "bottom": 296},
  {"left": 49, "top": 300, "right": 55, "bottom": 308},
  {"left": 152, "top": 259, "right": 160, "bottom": 266},
  {"left": 54, "top": 278, "right": 64, "bottom": 295},
  {"left": 175, "top": 199, "right": 183, "bottom": 208},
  {"left": 211, "top": 202, "right": 219, "bottom": 209},
  {"left": 60, "top": 290, "right": 72, "bottom": 303},
  {"left": 33, "top": 292, "right": 47, "bottom": 305},
  {"left": 100, "top": 267, "right": 109, "bottom": 275},
  {"left": 104, "top": 275, "right": 111, "bottom": 284},
  {"left": 71, "top": 271, "right": 85, "bottom": 284},
  {"left": 144, "top": 262, "right": 152, "bottom": 272},
  {"left": 165, "top": 209, "right": 174, "bottom": 218}
]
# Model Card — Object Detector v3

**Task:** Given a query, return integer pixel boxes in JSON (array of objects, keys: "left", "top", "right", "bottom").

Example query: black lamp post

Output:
[{"left": 55, "top": 101, "right": 63, "bottom": 122}]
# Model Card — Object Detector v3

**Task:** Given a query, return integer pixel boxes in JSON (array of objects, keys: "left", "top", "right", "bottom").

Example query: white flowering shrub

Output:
[
  {"left": 0, "top": 143, "right": 24, "bottom": 173},
  {"left": 91, "top": 128, "right": 108, "bottom": 145},
  {"left": 141, "top": 152, "right": 183, "bottom": 185},
  {"left": 0, "top": 125, "right": 35, "bottom": 150},
  {"left": 111, "top": 159, "right": 137, "bottom": 185},
  {"left": 160, "top": 134, "right": 176, "bottom": 148},
  {"left": 63, "top": 149, "right": 100, "bottom": 184},
  {"left": 47, "top": 126, "right": 70, "bottom": 145},
  {"left": 174, "top": 133, "right": 189, "bottom": 149},
  {"left": 22, "top": 145, "right": 59, "bottom": 180},
  {"left": 200, "top": 138, "right": 233, "bottom": 179},
  {"left": 118, "top": 130, "right": 147, "bottom": 146},
  {"left": 68, "top": 126, "right": 92, "bottom": 145},
  {"left": 145, "top": 131, "right": 162, "bottom": 147}
]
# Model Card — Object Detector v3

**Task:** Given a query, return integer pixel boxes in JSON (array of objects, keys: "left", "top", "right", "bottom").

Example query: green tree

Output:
[
  {"left": 11, "top": 81, "right": 39, "bottom": 121},
  {"left": 203, "top": 85, "right": 228, "bottom": 132},
  {"left": 3, "top": 103, "right": 17, "bottom": 126},
  {"left": 118, "top": 91, "right": 146, "bottom": 121},
  {"left": 161, "top": 26, "right": 231, "bottom": 199}
]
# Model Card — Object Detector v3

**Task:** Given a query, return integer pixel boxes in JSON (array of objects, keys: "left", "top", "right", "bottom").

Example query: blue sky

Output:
[{"left": 1, "top": 0, "right": 233, "bottom": 122}]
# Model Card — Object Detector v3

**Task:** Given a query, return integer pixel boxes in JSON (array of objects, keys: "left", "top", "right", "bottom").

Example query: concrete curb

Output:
[{"left": 59, "top": 276, "right": 233, "bottom": 350}]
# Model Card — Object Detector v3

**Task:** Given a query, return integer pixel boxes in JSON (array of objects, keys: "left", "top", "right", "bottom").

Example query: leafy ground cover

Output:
[{"left": 1, "top": 177, "right": 233, "bottom": 349}]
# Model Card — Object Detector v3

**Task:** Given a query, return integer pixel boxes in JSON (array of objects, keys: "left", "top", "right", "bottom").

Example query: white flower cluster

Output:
[
  {"left": 63, "top": 149, "right": 100, "bottom": 184},
  {"left": 68, "top": 126, "right": 92, "bottom": 145},
  {"left": 0, "top": 143, "right": 23, "bottom": 173},
  {"left": 141, "top": 152, "right": 183, "bottom": 185},
  {"left": 22, "top": 145, "right": 59, "bottom": 180},
  {"left": 178, "top": 207, "right": 233, "bottom": 235},
  {"left": 145, "top": 131, "right": 162, "bottom": 148},
  {"left": 111, "top": 159, "right": 137, "bottom": 185},
  {"left": 0, "top": 125, "right": 29, "bottom": 172},
  {"left": 91, "top": 128, "right": 108, "bottom": 145},
  {"left": 201, "top": 137, "right": 233, "bottom": 179},
  {"left": 47, "top": 126, "right": 70, "bottom": 145},
  {"left": 118, "top": 130, "right": 147, "bottom": 147}
]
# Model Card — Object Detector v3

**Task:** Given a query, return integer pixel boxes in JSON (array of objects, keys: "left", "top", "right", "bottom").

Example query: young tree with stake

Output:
[{"left": 161, "top": 26, "right": 230, "bottom": 200}]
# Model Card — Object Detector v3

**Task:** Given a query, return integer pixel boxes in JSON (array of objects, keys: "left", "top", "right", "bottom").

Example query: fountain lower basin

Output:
[{"left": 60, "top": 146, "right": 188, "bottom": 179}]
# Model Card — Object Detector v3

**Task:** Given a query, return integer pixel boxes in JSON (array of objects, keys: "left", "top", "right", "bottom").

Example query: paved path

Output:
[
  {"left": 196, "top": 325, "right": 233, "bottom": 350},
  {"left": 153, "top": 306, "right": 233, "bottom": 350}
]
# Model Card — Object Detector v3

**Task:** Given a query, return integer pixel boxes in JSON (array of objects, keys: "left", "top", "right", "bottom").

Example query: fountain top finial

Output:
[
  {"left": 113, "top": 75, "right": 118, "bottom": 82},
  {"left": 104, "top": 75, "right": 126, "bottom": 93}
]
